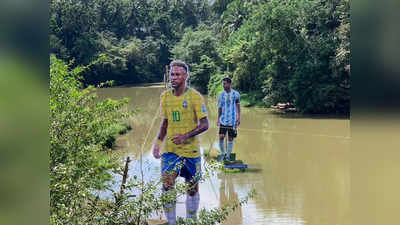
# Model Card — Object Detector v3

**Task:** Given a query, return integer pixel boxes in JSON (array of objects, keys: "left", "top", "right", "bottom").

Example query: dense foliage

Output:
[
  {"left": 170, "top": 25, "right": 222, "bottom": 93},
  {"left": 50, "top": 55, "right": 130, "bottom": 223},
  {"left": 219, "top": 0, "right": 350, "bottom": 113},
  {"left": 50, "top": 0, "right": 212, "bottom": 86},
  {"left": 50, "top": 0, "right": 350, "bottom": 113}
]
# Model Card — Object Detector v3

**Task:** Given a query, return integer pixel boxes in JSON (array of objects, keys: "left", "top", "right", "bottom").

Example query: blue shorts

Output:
[{"left": 161, "top": 152, "right": 202, "bottom": 183}]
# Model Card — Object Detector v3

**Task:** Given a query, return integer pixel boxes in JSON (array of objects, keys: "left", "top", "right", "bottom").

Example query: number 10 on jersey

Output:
[{"left": 172, "top": 111, "right": 181, "bottom": 122}]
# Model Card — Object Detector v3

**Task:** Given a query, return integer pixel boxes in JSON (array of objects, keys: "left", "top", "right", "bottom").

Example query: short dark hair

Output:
[{"left": 222, "top": 77, "right": 232, "bottom": 83}]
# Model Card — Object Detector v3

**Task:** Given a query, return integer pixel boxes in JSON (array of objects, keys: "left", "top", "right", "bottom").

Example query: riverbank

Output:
[
  {"left": 103, "top": 122, "right": 132, "bottom": 149},
  {"left": 234, "top": 92, "right": 349, "bottom": 116},
  {"left": 240, "top": 92, "right": 266, "bottom": 108}
]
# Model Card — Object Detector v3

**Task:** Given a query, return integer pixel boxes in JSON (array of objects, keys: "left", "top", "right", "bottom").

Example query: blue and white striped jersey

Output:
[{"left": 217, "top": 90, "right": 240, "bottom": 126}]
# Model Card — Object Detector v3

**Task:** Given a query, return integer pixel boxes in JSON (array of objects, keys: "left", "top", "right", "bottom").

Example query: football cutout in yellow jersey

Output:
[{"left": 160, "top": 87, "right": 207, "bottom": 158}]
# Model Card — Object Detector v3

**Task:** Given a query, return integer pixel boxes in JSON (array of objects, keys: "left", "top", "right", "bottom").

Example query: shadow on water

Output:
[
  {"left": 243, "top": 167, "right": 263, "bottom": 173},
  {"left": 269, "top": 112, "right": 350, "bottom": 120}
]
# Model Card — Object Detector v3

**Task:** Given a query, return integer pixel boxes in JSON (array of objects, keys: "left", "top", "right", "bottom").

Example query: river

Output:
[{"left": 97, "top": 85, "right": 350, "bottom": 225}]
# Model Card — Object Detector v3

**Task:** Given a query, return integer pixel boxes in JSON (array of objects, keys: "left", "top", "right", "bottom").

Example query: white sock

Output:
[
  {"left": 219, "top": 139, "right": 225, "bottom": 155},
  {"left": 163, "top": 190, "right": 176, "bottom": 225},
  {"left": 227, "top": 141, "right": 234, "bottom": 160},
  {"left": 186, "top": 192, "right": 200, "bottom": 220}
]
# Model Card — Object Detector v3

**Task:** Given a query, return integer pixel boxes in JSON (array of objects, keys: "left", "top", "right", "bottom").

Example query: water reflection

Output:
[
  {"left": 97, "top": 86, "right": 351, "bottom": 225},
  {"left": 218, "top": 173, "right": 242, "bottom": 225}
]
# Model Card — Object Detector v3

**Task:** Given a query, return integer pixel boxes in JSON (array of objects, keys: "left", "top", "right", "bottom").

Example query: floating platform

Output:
[
  {"left": 217, "top": 154, "right": 248, "bottom": 171},
  {"left": 224, "top": 163, "right": 248, "bottom": 169}
]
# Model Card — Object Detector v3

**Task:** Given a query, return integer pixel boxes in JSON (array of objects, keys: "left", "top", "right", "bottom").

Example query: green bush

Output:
[{"left": 50, "top": 55, "right": 130, "bottom": 223}]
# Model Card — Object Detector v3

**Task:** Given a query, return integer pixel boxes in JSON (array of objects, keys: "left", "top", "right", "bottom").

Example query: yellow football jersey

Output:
[{"left": 160, "top": 87, "right": 208, "bottom": 158}]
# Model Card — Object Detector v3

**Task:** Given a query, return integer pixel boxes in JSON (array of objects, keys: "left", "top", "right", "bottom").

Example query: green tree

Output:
[
  {"left": 212, "top": 0, "right": 234, "bottom": 18},
  {"left": 171, "top": 25, "right": 221, "bottom": 93},
  {"left": 220, "top": 0, "right": 350, "bottom": 113},
  {"left": 96, "top": 0, "right": 133, "bottom": 38},
  {"left": 208, "top": 73, "right": 225, "bottom": 97},
  {"left": 84, "top": 34, "right": 162, "bottom": 85},
  {"left": 50, "top": 0, "right": 100, "bottom": 65},
  {"left": 191, "top": 55, "right": 220, "bottom": 93},
  {"left": 219, "top": 0, "right": 255, "bottom": 41},
  {"left": 50, "top": 0, "right": 214, "bottom": 86},
  {"left": 288, "top": 0, "right": 350, "bottom": 113}
]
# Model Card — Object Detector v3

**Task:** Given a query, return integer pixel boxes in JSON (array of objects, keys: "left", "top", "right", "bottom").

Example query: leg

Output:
[
  {"left": 219, "top": 127, "right": 227, "bottom": 161},
  {"left": 162, "top": 170, "right": 178, "bottom": 191},
  {"left": 162, "top": 171, "right": 178, "bottom": 225},
  {"left": 182, "top": 158, "right": 201, "bottom": 220},
  {"left": 161, "top": 153, "right": 180, "bottom": 225},
  {"left": 185, "top": 179, "right": 199, "bottom": 220},
  {"left": 226, "top": 128, "right": 235, "bottom": 160},
  {"left": 219, "top": 133, "right": 225, "bottom": 159}
]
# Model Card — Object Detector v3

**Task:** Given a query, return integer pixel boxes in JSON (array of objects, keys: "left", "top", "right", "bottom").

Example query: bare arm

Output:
[
  {"left": 185, "top": 117, "right": 209, "bottom": 139},
  {"left": 236, "top": 103, "right": 241, "bottom": 126},
  {"left": 172, "top": 117, "right": 209, "bottom": 144},
  {"left": 153, "top": 118, "right": 168, "bottom": 158},
  {"left": 157, "top": 119, "right": 168, "bottom": 141},
  {"left": 217, "top": 107, "right": 222, "bottom": 126}
]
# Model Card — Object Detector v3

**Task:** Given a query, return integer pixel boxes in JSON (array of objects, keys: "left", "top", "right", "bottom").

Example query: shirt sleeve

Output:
[
  {"left": 217, "top": 93, "right": 223, "bottom": 108},
  {"left": 160, "top": 92, "right": 167, "bottom": 118},
  {"left": 194, "top": 92, "right": 208, "bottom": 120}
]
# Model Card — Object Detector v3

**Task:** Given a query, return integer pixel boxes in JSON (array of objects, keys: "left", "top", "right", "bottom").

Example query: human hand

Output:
[
  {"left": 172, "top": 134, "right": 187, "bottom": 145},
  {"left": 216, "top": 120, "right": 220, "bottom": 127},
  {"left": 153, "top": 144, "right": 161, "bottom": 159},
  {"left": 236, "top": 118, "right": 240, "bottom": 127}
]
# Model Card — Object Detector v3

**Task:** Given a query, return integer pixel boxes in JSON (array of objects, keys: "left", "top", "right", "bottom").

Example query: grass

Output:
[{"left": 221, "top": 167, "right": 243, "bottom": 173}]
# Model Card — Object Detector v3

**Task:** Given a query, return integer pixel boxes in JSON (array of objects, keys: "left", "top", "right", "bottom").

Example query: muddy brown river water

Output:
[{"left": 97, "top": 86, "right": 351, "bottom": 225}]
